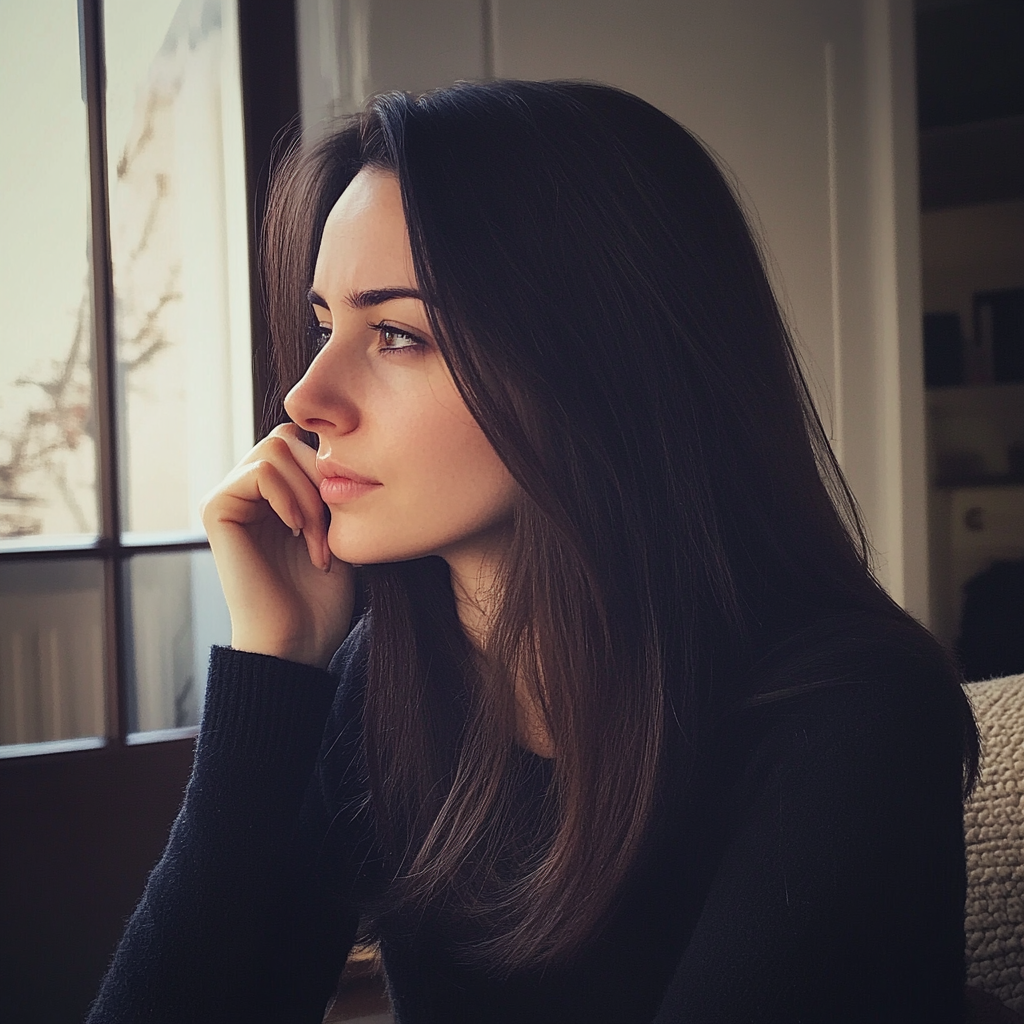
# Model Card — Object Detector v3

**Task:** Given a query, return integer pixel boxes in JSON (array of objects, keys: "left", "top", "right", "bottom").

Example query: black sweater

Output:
[{"left": 88, "top": 618, "right": 969, "bottom": 1023}]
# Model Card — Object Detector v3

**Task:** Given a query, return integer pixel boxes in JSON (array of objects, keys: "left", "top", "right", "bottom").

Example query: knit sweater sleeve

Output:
[
  {"left": 86, "top": 640, "right": 366, "bottom": 1024},
  {"left": 651, "top": 671, "right": 969, "bottom": 1024}
]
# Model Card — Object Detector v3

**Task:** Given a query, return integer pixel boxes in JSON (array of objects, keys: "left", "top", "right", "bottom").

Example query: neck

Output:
[
  {"left": 444, "top": 543, "right": 556, "bottom": 759},
  {"left": 447, "top": 548, "right": 503, "bottom": 649},
  {"left": 444, "top": 519, "right": 516, "bottom": 648}
]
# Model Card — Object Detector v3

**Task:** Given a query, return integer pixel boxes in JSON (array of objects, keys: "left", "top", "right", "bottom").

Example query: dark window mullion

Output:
[
  {"left": 80, "top": 0, "right": 127, "bottom": 746},
  {"left": 238, "top": 0, "right": 300, "bottom": 440},
  {"left": 0, "top": 539, "right": 212, "bottom": 565}
]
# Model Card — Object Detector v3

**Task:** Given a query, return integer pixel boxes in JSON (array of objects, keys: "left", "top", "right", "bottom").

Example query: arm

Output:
[
  {"left": 86, "top": 647, "right": 358, "bottom": 1024},
  {"left": 89, "top": 424, "right": 365, "bottom": 1022},
  {"left": 654, "top": 676, "right": 968, "bottom": 1024}
]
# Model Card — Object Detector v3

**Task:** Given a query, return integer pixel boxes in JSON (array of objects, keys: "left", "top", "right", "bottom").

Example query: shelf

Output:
[
  {"left": 934, "top": 478, "right": 1024, "bottom": 491},
  {"left": 927, "top": 380, "right": 1024, "bottom": 398},
  {"left": 927, "top": 381, "right": 1024, "bottom": 418}
]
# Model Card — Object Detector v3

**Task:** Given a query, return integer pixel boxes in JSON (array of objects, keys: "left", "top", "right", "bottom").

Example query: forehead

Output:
[{"left": 314, "top": 168, "right": 415, "bottom": 293}]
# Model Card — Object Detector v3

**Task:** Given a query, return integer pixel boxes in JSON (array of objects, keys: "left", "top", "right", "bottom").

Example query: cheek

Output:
[
  {"left": 326, "top": 380, "right": 519, "bottom": 563},
  {"left": 394, "top": 401, "right": 516, "bottom": 518}
]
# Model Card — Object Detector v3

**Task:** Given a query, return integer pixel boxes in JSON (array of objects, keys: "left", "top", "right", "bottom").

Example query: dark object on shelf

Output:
[
  {"left": 924, "top": 311, "right": 965, "bottom": 387},
  {"left": 975, "top": 288, "right": 1024, "bottom": 383},
  {"left": 1010, "top": 446, "right": 1024, "bottom": 479},
  {"left": 958, "top": 558, "right": 1024, "bottom": 681}
]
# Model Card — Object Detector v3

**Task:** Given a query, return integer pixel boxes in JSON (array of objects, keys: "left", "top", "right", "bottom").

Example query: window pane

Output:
[
  {"left": 125, "top": 548, "right": 230, "bottom": 735},
  {"left": 0, "top": 560, "right": 106, "bottom": 747},
  {"left": 0, "top": 3, "right": 99, "bottom": 546},
  {"left": 104, "top": 0, "right": 253, "bottom": 537}
]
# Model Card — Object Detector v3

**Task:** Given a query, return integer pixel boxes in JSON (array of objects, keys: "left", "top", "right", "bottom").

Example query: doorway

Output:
[{"left": 917, "top": 0, "right": 1024, "bottom": 679}]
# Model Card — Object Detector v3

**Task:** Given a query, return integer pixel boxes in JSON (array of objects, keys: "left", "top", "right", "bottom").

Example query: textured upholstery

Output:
[{"left": 964, "top": 674, "right": 1024, "bottom": 1012}]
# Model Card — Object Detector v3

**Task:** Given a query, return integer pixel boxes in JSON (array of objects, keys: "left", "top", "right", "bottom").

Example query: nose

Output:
[{"left": 283, "top": 342, "right": 361, "bottom": 436}]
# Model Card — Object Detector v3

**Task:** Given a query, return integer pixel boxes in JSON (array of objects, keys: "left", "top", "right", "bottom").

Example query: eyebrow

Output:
[{"left": 307, "top": 286, "right": 425, "bottom": 311}]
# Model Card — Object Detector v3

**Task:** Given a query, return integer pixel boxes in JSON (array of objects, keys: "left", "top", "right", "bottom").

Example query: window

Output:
[{"left": 0, "top": 0, "right": 252, "bottom": 755}]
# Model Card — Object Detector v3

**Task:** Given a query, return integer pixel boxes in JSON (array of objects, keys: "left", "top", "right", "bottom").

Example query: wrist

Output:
[{"left": 229, "top": 632, "right": 336, "bottom": 670}]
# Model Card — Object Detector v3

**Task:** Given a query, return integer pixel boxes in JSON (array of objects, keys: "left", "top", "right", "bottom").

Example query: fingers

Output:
[
  {"left": 264, "top": 422, "right": 320, "bottom": 479},
  {"left": 261, "top": 425, "right": 332, "bottom": 570},
  {"left": 255, "top": 463, "right": 324, "bottom": 567},
  {"left": 202, "top": 427, "right": 331, "bottom": 571}
]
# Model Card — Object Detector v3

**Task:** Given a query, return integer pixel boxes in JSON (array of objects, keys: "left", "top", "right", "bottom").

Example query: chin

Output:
[
  {"left": 327, "top": 527, "right": 434, "bottom": 568},
  {"left": 326, "top": 513, "right": 512, "bottom": 570}
]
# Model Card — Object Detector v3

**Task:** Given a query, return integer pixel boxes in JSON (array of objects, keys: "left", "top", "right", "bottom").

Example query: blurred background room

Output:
[{"left": 1, "top": 2, "right": 1021, "bottom": 1021}]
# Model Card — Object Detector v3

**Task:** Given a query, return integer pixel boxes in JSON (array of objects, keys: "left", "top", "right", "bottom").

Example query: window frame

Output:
[{"left": 0, "top": 0, "right": 299, "bottom": 758}]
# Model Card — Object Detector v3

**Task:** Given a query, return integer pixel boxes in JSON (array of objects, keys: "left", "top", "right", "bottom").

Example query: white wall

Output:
[{"left": 298, "top": 0, "right": 929, "bottom": 622}]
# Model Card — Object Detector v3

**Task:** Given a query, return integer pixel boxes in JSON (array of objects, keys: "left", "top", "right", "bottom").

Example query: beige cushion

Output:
[{"left": 965, "top": 674, "right": 1024, "bottom": 1012}]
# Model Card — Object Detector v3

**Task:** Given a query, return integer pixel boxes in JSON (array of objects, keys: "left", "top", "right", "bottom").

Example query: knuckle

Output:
[
  {"left": 268, "top": 422, "right": 299, "bottom": 442},
  {"left": 198, "top": 481, "right": 229, "bottom": 521},
  {"left": 252, "top": 458, "right": 281, "bottom": 483},
  {"left": 261, "top": 434, "right": 291, "bottom": 458}
]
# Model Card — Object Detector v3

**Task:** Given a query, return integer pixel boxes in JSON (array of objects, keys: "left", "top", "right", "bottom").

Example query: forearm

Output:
[{"left": 87, "top": 648, "right": 347, "bottom": 1024}]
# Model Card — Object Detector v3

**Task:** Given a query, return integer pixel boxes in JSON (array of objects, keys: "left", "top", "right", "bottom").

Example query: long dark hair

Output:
[{"left": 263, "top": 80, "right": 978, "bottom": 971}]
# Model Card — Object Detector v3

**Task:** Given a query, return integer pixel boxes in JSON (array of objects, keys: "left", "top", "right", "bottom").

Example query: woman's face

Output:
[{"left": 284, "top": 168, "right": 519, "bottom": 570}]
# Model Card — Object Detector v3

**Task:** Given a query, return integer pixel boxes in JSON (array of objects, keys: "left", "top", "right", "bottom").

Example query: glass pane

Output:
[
  {"left": 125, "top": 548, "right": 230, "bottom": 735},
  {"left": 0, "top": 560, "right": 106, "bottom": 747},
  {"left": 104, "top": 0, "right": 252, "bottom": 537},
  {"left": 0, "top": 3, "right": 99, "bottom": 546}
]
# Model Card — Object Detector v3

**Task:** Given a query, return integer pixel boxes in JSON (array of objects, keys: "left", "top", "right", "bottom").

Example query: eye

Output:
[
  {"left": 308, "top": 322, "right": 332, "bottom": 352},
  {"left": 370, "top": 321, "right": 426, "bottom": 354}
]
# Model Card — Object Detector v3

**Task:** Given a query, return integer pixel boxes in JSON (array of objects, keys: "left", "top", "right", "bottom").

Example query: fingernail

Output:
[{"left": 292, "top": 527, "right": 301, "bottom": 538}]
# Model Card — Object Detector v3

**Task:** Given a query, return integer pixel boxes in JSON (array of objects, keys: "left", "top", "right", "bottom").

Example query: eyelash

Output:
[
  {"left": 307, "top": 321, "right": 426, "bottom": 355},
  {"left": 367, "top": 320, "right": 426, "bottom": 354},
  {"left": 308, "top": 323, "right": 331, "bottom": 352}
]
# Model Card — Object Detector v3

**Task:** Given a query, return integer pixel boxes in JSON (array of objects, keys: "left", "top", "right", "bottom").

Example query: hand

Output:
[{"left": 200, "top": 424, "right": 355, "bottom": 668}]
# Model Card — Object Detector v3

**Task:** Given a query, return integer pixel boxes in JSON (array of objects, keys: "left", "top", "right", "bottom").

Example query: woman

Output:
[{"left": 89, "top": 80, "right": 977, "bottom": 1023}]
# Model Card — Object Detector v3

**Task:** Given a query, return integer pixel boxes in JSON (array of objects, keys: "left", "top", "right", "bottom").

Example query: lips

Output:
[{"left": 317, "top": 459, "right": 382, "bottom": 504}]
